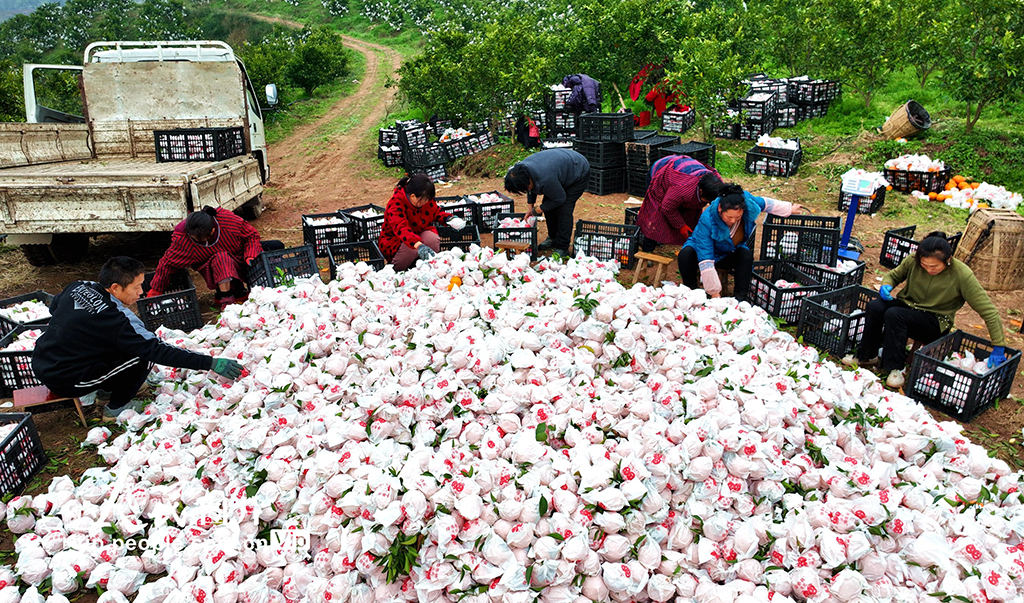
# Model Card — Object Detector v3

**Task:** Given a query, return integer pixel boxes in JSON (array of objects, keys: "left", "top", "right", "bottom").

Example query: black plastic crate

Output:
[
  {"left": 247, "top": 246, "right": 319, "bottom": 289},
  {"left": 493, "top": 213, "right": 538, "bottom": 260},
  {"left": 795, "top": 260, "right": 867, "bottom": 291},
  {"left": 632, "top": 129, "right": 658, "bottom": 140},
  {"left": 404, "top": 143, "right": 449, "bottom": 167},
  {"left": 713, "top": 121, "right": 739, "bottom": 139},
  {"left": 578, "top": 113, "right": 634, "bottom": 143},
  {"left": 879, "top": 226, "right": 963, "bottom": 269},
  {"left": 302, "top": 211, "right": 355, "bottom": 257},
  {"left": 138, "top": 271, "right": 202, "bottom": 333},
  {"left": 659, "top": 142, "right": 717, "bottom": 170},
  {"left": 745, "top": 146, "right": 802, "bottom": 177},
  {"left": 397, "top": 121, "right": 430, "bottom": 149},
  {"left": 327, "top": 241, "right": 386, "bottom": 279},
  {"left": 787, "top": 79, "right": 841, "bottom": 104},
  {"left": 341, "top": 204, "right": 387, "bottom": 241},
  {"left": 532, "top": 111, "right": 548, "bottom": 130},
  {"left": 627, "top": 170, "right": 648, "bottom": 197},
  {"left": 436, "top": 196, "right": 477, "bottom": 226},
  {"left": 468, "top": 130, "right": 497, "bottom": 153},
  {"left": 0, "top": 325, "right": 47, "bottom": 397},
  {"left": 907, "top": 331, "right": 1021, "bottom": 421},
  {"left": 545, "top": 88, "right": 572, "bottom": 111},
  {"left": 586, "top": 167, "right": 626, "bottom": 196},
  {"left": 739, "top": 92, "right": 778, "bottom": 123},
  {"left": 749, "top": 79, "right": 789, "bottom": 99},
  {"left": 796, "top": 103, "right": 830, "bottom": 121},
  {"left": 838, "top": 186, "right": 887, "bottom": 214},
  {"left": 411, "top": 163, "right": 448, "bottom": 183},
  {"left": 661, "top": 109, "right": 695, "bottom": 134},
  {"left": 760, "top": 214, "right": 841, "bottom": 265},
  {"left": 547, "top": 111, "right": 577, "bottom": 132},
  {"left": 437, "top": 225, "right": 481, "bottom": 252},
  {"left": 624, "top": 207, "right": 639, "bottom": 226},
  {"left": 573, "top": 140, "right": 625, "bottom": 169},
  {"left": 440, "top": 136, "right": 475, "bottom": 160},
  {"left": 0, "top": 413, "right": 45, "bottom": 498},
  {"left": 882, "top": 167, "right": 952, "bottom": 194},
  {"left": 378, "top": 127, "right": 399, "bottom": 146},
  {"left": 625, "top": 135, "right": 680, "bottom": 171},
  {"left": 750, "top": 261, "right": 825, "bottom": 323},
  {"left": 541, "top": 136, "right": 576, "bottom": 148},
  {"left": 154, "top": 127, "right": 245, "bottom": 162},
  {"left": 776, "top": 103, "right": 798, "bottom": 128},
  {"left": 466, "top": 191, "right": 515, "bottom": 233},
  {"left": 572, "top": 220, "right": 641, "bottom": 268},
  {"left": 0, "top": 291, "right": 54, "bottom": 339},
  {"left": 432, "top": 119, "right": 454, "bottom": 137},
  {"left": 738, "top": 117, "right": 777, "bottom": 141},
  {"left": 377, "top": 145, "right": 402, "bottom": 167},
  {"left": 797, "top": 286, "right": 877, "bottom": 357}
]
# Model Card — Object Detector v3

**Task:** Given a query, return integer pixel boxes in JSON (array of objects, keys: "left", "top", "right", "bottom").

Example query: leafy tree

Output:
[
  {"left": 0, "top": 62, "right": 26, "bottom": 122},
  {"left": 283, "top": 27, "right": 350, "bottom": 96},
  {"left": 239, "top": 31, "right": 296, "bottom": 104},
  {"left": 664, "top": 36, "right": 748, "bottom": 142},
  {"left": 901, "top": 0, "right": 948, "bottom": 87},
  {"left": 136, "top": 0, "right": 200, "bottom": 41},
  {"left": 935, "top": 0, "right": 1024, "bottom": 133},
  {"left": 755, "top": 0, "right": 831, "bottom": 77}
]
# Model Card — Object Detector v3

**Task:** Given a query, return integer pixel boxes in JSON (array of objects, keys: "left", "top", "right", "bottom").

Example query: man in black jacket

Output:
[
  {"left": 32, "top": 256, "right": 243, "bottom": 421},
  {"left": 504, "top": 148, "right": 591, "bottom": 257}
]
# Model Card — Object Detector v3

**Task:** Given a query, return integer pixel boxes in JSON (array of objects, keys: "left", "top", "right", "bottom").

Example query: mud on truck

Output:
[{"left": 0, "top": 40, "right": 274, "bottom": 266}]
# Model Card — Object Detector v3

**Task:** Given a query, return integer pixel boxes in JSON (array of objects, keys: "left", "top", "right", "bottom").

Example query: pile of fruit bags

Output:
[
  {"left": 5, "top": 248, "right": 1024, "bottom": 603},
  {"left": 884, "top": 154, "right": 946, "bottom": 173},
  {"left": 0, "top": 300, "right": 51, "bottom": 324}
]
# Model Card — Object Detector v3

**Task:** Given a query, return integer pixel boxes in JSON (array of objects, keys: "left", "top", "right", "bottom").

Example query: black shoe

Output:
[
  {"left": 538, "top": 238, "right": 555, "bottom": 251},
  {"left": 552, "top": 248, "right": 569, "bottom": 257}
]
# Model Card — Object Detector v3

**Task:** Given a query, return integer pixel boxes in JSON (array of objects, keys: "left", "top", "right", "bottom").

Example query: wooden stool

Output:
[
  {"left": 12, "top": 386, "right": 88, "bottom": 427},
  {"left": 632, "top": 252, "right": 673, "bottom": 285},
  {"left": 495, "top": 242, "right": 532, "bottom": 255}
]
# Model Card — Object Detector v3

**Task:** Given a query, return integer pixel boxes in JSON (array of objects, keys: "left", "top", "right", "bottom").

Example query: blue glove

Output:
[
  {"left": 417, "top": 245, "right": 436, "bottom": 261},
  {"left": 988, "top": 346, "right": 1006, "bottom": 368},
  {"left": 879, "top": 284, "right": 894, "bottom": 301}
]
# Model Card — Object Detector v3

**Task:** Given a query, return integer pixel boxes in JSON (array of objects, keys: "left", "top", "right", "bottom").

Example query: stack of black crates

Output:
[
  {"left": 712, "top": 74, "right": 842, "bottom": 140},
  {"left": 570, "top": 113, "right": 636, "bottom": 196},
  {"left": 624, "top": 134, "right": 679, "bottom": 196},
  {"left": 545, "top": 87, "right": 577, "bottom": 143}
]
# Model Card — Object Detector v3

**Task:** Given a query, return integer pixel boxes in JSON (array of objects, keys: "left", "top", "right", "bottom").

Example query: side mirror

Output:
[{"left": 265, "top": 84, "right": 279, "bottom": 107}]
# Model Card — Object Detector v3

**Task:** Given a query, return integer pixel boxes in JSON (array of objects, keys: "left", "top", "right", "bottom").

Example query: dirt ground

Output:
[{"left": 1, "top": 29, "right": 1023, "bottom": 570}]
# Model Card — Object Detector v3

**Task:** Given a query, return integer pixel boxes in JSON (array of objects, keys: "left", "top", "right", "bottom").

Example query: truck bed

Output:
[{"left": 1, "top": 155, "right": 263, "bottom": 234}]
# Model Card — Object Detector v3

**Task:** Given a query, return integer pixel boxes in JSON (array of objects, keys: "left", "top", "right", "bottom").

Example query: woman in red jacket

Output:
[{"left": 379, "top": 174, "right": 450, "bottom": 270}]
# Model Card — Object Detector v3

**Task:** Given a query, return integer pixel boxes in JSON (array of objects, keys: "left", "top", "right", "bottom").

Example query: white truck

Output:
[{"left": 0, "top": 40, "right": 274, "bottom": 266}]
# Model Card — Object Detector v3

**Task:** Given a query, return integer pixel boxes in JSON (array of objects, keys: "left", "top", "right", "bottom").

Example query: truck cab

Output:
[{"left": 0, "top": 40, "right": 273, "bottom": 266}]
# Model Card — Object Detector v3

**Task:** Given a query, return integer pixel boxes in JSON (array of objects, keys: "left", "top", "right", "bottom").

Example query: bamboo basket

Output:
[
  {"left": 953, "top": 208, "right": 1024, "bottom": 291},
  {"left": 880, "top": 100, "right": 931, "bottom": 140}
]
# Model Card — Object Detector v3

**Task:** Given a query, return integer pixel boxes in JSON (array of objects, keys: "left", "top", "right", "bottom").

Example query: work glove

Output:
[
  {"left": 879, "top": 284, "right": 894, "bottom": 301},
  {"left": 417, "top": 245, "right": 436, "bottom": 261},
  {"left": 988, "top": 346, "right": 1006, "bottom": 368},
  {"left": 211, "top": 357, "right": 243, "bottom": 380},
  {"left": 146, "top": 289, "right": 164, "bottom": 299},
  {"left": 679, "top": 224, "right": 693, "bottom": 239},
  {"left": 448, "top": 216, "right": 467, "bottom": 231}
]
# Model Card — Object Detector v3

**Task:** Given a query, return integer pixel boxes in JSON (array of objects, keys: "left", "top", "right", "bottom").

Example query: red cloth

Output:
[
  {"left": 378, "top": 186, "right": 451, "bottom": 261},
  {"left": 638, "top": 156, "right": 721, "bottom": 246},
  {"left": 151, "top": 208, "right": 262, "bottom": 292}
]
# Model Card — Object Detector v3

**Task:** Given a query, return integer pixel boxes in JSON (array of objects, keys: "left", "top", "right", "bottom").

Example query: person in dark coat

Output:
[
  {"left": 638, "top": 155, "right": 724, "bottom": 252},
  {"left": 562, "top": 74, "right": 601, "bottom": 113},
  {"left": 32, "top": 257, "right": 243, "bottom": 422},
  {"left": 504, "top": 148, "right": 591, "bottom": 257}
]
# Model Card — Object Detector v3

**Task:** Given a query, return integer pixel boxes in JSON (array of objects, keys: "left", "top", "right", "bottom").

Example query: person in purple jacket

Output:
[
  {"left": 638, "top": 154, "right": 725, "bottom": 252},
  {"left": 562, "top": 74, "right": 601, "bottom": 113}
]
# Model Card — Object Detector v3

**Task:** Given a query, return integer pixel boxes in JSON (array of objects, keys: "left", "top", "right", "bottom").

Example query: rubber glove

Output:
[
  {"left": 448, "top": 216, "right": 467, "bottom": 231},
  {"left": 417, "top": 245, "right": 436, "bottom": 261},
  {"left": 879, "top": 284, "right": 894, "bottom": 301},
  {"left": 211, "top": 358, "right": 243, "bottom": 380},
  {"left": 679, "top": 224, "right": 693, "bottom": 239},
  {"left": 988, "top": 346, "right": 1006, "bottom": 368},
  {"left": 146, "top": 290, "right": 164, "bottom": 298}
]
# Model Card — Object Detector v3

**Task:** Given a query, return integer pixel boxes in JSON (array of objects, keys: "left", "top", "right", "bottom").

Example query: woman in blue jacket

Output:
[{"left": 678, "top": 184, "right": 802, "bottom": 302}]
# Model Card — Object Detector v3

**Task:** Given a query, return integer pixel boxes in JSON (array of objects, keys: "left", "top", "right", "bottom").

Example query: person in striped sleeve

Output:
[
  {"left": 637, "top": 154, "right": 725, "bottom": 252},
  {"left": 147, "top": 206, "right": 283, "bottom": 311}
]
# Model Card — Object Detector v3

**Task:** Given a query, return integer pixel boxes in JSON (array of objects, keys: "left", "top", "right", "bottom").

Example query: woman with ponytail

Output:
[
  {"left": 378, "top": 173, "right": 451, "bottom": 270},
  {"left": 846, "top": 231, "right": 1006, "bottom": 389},
  {"left": 678, "top": 184, "right": 802, "bottom": 303}
]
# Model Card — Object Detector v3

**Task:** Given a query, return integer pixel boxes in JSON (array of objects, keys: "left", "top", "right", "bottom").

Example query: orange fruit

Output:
[
  {"left": 928, "top": 192, "right": 938, "bottom": 200},
  {"left": 886, "top": 185, "right": 893, "bottom": 191},
  {"left": 447, "top": 276, "right": 463, "bottom": 291},
  {"left": 945, "top": 182, "right": 955, "bottom": 191},
  {"left": 958, "top": 182, "right": 970, "bottom": 190},
  {"left": 970, "top": 182, "right": 981, "bottom": 189},
  {"left": 953, "top": 175, "right": 966, "bottom": 184}
]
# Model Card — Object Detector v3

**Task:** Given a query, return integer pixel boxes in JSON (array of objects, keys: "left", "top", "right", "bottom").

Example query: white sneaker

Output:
[
  {"left": 886, "top": 369, "right": 906, "bottom": 389},
  {"left": 841, "top": 355, "right": 879, "bottom": 367}
]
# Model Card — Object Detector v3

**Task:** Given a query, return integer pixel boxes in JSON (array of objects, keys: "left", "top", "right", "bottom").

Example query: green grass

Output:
[{"left": 264, "top": 49, "right": 366, "bottom": 145}]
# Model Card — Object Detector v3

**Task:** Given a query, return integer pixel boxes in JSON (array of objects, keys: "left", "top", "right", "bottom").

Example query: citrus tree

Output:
[{"left": 664, "top": 36, "right": 749, "bottom": 142}]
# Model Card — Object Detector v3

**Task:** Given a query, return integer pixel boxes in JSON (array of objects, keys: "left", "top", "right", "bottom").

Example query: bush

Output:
[{"left": 283, "top": 27, "right": 351, "bottom": 96}]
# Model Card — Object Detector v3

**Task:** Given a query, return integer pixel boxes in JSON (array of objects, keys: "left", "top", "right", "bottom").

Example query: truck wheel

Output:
[
  {"left": 48, "top": 233, "right": 90, "bottom": 264},
  {"left": 239, "top": 196, "right": 264, "bottom": 220},
  {"left": 21, "top": 244, "right": 56, "bottom": 267}
]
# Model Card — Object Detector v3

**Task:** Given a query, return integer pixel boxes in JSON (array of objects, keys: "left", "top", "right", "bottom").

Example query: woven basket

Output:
[
  {"left": 953, "top": 208, "right": 1024, "bottom": 291},
  {"left": 881, "top": 101, "right": 931, "bottom": 140}
]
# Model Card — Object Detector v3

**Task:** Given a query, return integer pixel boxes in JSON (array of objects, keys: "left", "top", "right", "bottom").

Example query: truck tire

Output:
[
  {"left": 21, "top": 244, "right": 56, "bottom": 267},
  {"left": 48, "top": 233, "right": 90, "bottom": 264},
  {"left": 239, "top": 196, "right": 264, "bottom": 220}
]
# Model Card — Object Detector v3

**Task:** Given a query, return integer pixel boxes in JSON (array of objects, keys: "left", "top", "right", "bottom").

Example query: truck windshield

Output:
[{"left": 31, "top": 67, "right": 85, "bottom": 123}]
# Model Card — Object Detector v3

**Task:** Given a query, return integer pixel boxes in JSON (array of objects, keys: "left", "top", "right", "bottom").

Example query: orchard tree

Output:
[
  {"left": 0, "top": 63, "right": 25, "bottom": 122},
  {"left": 754, "top": 0, "right": 831, "bottom": 77},
  {"left": 239, "top": 32, "right": 295, "bottom": 104},
  {"left": 936, "top": 0, "right": 1024, "bottom": 133},
  {"left": 284, "top": 27, "right": 350, "bottom": 96},
  {"left": 664, "top": 36, "right": 749, "bottom": 142}
]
